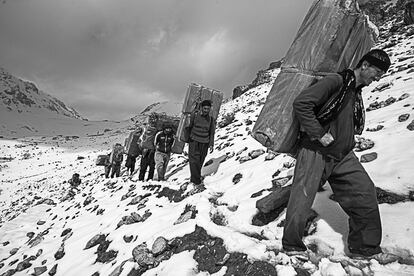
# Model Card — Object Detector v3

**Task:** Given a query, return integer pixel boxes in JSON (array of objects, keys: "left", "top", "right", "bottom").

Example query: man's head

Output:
[
  {"left": 355, "top": 49, "right": 391, "bottom": 86},
  {"left": 136, "top": 126, "right": 143, "bottom": 134},
  {"left": 163, "top": 124, "right": 173, "bottom": 134},
  {"left": 201, "top": 100, "right": 212, "bottom": 116}
]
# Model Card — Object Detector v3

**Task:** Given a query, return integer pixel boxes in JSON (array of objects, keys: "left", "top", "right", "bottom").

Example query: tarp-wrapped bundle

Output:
[
  {"left": 109, "top": 143, "right": 124, "bottom": 164},
  {"left": 140, "top": 112, "right": 185, "bottom": 154},
  {"left": 252, "top": 0, "right": 377, "bottom": 154},
  {"left": 176, "top": 83, "right": 223, "bottom": 143},
  {"left": 95, "top": 154, "right": 109, "bottom": 166},
  {"left": 125, "top": 130, "right": 142, "bottom": 157}
]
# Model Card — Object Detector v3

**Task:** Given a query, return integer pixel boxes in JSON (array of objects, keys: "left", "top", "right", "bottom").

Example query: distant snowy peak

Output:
[
  {"left": 0, "top": 68, "right": 84, "bottom": 120},
  {"left": 139, "top": 101, "right": 182, "bottom": 116}
]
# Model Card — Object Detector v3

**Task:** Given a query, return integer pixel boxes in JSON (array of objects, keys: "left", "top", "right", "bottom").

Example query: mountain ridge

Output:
[{"left": 0, "top": 67, "right": 84, "bottom": 120}]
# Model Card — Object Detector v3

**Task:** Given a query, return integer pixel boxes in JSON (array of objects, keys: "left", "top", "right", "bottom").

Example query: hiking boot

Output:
[
  {"left": 349, "top": 252, "right": 400, "bottom": 265},
  {"left": 251, "top": 210, "right": 279, "bottom": 226},
  {"left": 283, "top": 249, "right": 310, "bottom": 261}
]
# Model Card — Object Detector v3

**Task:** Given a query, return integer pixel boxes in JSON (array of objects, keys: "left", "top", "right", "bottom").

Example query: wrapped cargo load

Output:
[
  {"left": 176, "top": 83, "right": 223, "bottom": 143},
  {"left": 96, "top": 154, "right": 109, "bottom": 166},
  {"left": 140, "top": 112, "right": 185, "bottom": 154},
  {"left": 252, "top": 0, "right": 377, "bottom": 154},
  {"left": 125, "top": 130, "right": 142, "bottom": 157},
  {"left": 109, "top": 143, "right": 124, "bottom": 164}
]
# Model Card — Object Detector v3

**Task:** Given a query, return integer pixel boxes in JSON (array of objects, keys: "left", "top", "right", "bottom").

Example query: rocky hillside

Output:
[
  {"left": 0, "top": 1, "right": 413, "bottom": 276},
  {"left": 0, "top": 68, "right": 84, "bottom": 120},
  {"left": 232, "top": 0, "right": 414, "bottom": 100}
]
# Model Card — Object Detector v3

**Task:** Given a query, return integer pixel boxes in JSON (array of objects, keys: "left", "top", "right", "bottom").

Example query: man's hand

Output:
[
  {"left": 318, "top": 132, "right": 334, "bottom": 147},
  {"left": 209, "top": 145, "right": 214, "bottom": 153}
]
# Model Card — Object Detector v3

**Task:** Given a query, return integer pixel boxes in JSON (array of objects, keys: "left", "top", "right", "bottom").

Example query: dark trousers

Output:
[
  {"left": 125, "top": 155, "right": 137, "bottom": 174},
  {"left": 105, "top": 163, "right": 121, "bottom": 178},
  {"left": 188, "top": 140, "right": 209, "bottom": 185},
  {"left": 139, "top": 151, "right": 155, "bottom": 181},
  {"left": 282, "top": 147, "right": 382, "bottom": 255}
]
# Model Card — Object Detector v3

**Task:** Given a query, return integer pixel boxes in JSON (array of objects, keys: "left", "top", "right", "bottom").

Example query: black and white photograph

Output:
[{"left": 1, "top": 0, "right": 414, "bottom": 275}]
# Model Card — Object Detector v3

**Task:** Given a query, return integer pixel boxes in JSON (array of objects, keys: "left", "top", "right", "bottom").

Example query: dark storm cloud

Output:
[{"left": 0, "top": 0, "right": 312, "bottom": 120}]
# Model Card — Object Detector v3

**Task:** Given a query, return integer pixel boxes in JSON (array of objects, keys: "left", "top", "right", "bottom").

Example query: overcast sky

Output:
[{"left": 0, "top": 0, "right": 312, "bottom": 120}]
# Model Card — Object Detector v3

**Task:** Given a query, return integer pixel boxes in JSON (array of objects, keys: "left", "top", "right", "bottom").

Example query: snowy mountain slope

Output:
[
  {"left": 1, "top": 31, "right": 414, "bottom": 274},
  {"left": 1, "top": 5, "right": 414, "bottom": 276},
  {"left": 0, "top": 68, "right": 87, "bottom": 137}
]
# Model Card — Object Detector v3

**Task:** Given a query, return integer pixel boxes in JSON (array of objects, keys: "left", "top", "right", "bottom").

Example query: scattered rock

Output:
[
  {"left": 283, "top": 161, "right": 295, "bottom": 169},
  {"left": 16, "top": 259, "right": 32, "bottom": 271},
  {"left": 174, "top": 205, "right": 197, "bottom": 225},
  {"left": 36, "top": 199, "right": 56, "bottom": 206},
  {"left": 398, "top": 113, "right": 410, "bottom": 122},
  {"left": 28, "top": 233, "right": 45, "bottom": 248},
  {"left": 236, "top": 147, "right": 248, "bottom": 156},
  {"left": 360, "top": 152, "right": 377, "bottom": 163},
  {"left": 232, "top": 173, "right": 243, "bottom": 184},
  {"left": 366, "top": 125, "right": 384, "bottom": 132},
  {"left": 36, "top": 249, "right": 43, "bottom": 257},
  {"left": 85, "top": 234, "right": 106, "bottom": 250},
  {"left": 132, "top": 243, "right": 155, "bottom": 266},
  {"left": 354, "top": 137, "right": 375, "bottom": 152},
  {"left": 271, "top": 176, "right": 292, "bottom": 188},
  {"left": 83, "top": 196, "right": 94, "bottom": 206},
  {"left": 128, "top": 195, "right": 143, "bottom": 205},
  {"left": 33, "top": 266, "right": 47, "bottom": 275},
  {"left": 210, "top": 210, "right": 227, "bottom": 226},
  {"left": 152, "top": 237, "right": 168, "bottom": 256},
  {"left": 2, "top": 269, "right": 16, "bottom": 276},
  {"left": 249, "top": 149, "right": 265, "bottom": 159},
  {"left": 48, "top": 264, "right": 58, "bottom": 275},
  {"left": 371, "top": 82, "right": 392, "bottom": 92},
  {"left": 398, "top": 93, "right": 410, "bottom": 101},
  {"left": 123, "top": 235, "right": 134, "bottom": 243},
  {"left": 376, "top": 187, "right": 407, "bottom": 204},
  {"left": 366, "top": 97, "right": 397, "bottom": 111},
  {"left": 96, "top": 250, "right": 118, "bottom": 263},
  {"left": 239, "top": 156, "right": 252, "bottom": 163},
  {"left": 265, "top": 152, "right": 278, "bottom": 161},
  {"left": 37, "top": 220, "right": 46, "bottom": 225},
  {"left": 157, "top": 187, "right": 186, "bottom": 203},
  {"left": 407, "top": 120, "right": 414, "bottom": 131},
  {"left": 10, "top": 248, "right": 18, "bottom": 255},
  {"left": 61, "top": 228, "right": 72, "bottom": 237},
  {"left": 409, "top": 191, "right": 414, "bottom": 201},
  {"left": 54, "top": 245, "right": 65, "bottom": 260}
]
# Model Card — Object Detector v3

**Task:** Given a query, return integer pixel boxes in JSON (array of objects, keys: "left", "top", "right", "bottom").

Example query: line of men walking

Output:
[{"left": 103, "top": 100, "right": 216, "bottom": 187}]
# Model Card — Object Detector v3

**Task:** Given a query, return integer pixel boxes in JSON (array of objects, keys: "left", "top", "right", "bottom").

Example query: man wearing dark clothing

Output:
[
  {"left": 187, "top": 100, "right": 216, "bottom": 185},
  {"left": 105, "top": 143, "right": 124, "bottom": 178},
  {"left": 139, "top": 148, "right": 155, "bottom": 181},
  {"left": 154, "top": 125, "right": 175, "bottom": 181},
  {"left": 125, "top": 128, "right": 143, "bottom": 175},
  {"left": 282, "top": 50, "right": 391, "bottom": 259}
]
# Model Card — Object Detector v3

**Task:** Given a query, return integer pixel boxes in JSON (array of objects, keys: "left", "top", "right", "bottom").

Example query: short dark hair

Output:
[
  {"left": 356, "top": 49, "right": 391, "bottom": 72},
  {"left": 201, "top": 100, "right": 212, "bottom": 107}
]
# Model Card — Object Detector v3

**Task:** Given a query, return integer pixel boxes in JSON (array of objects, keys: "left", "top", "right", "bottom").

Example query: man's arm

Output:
[
  {"left": 293, "top": 74, "right": 342, "bottom": 141},
  {"left": 154, "top": 131, "right": 162, "bottom": 147},
  {"left": 208, "top": 118, "right": 216, "bottom": 152}
]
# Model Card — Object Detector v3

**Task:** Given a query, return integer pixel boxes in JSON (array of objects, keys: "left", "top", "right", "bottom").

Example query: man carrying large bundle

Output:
[
  {"left": 125, "top": 127, "right": 143, "bottom": 175},
  {"left": 282, "top": 50, "right": 393, "bottom": 260},
  {"left": 105, "top": 143, "right": 124, "bottom": 178},
  {"left": 154, "top": 124, "right": 175, "bottom": 181},
  {"left": 187, "top": 100, "right": 216, "bottom": 185}
]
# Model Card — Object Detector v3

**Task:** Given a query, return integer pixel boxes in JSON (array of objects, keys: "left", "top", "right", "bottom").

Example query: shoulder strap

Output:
[{"left": 316, "top": 69, "right": 355, "bottom": 125}]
